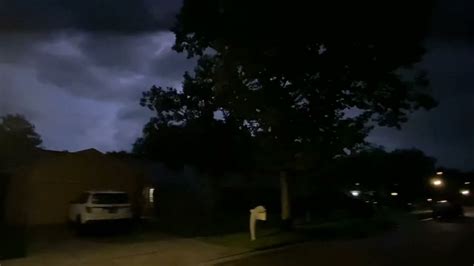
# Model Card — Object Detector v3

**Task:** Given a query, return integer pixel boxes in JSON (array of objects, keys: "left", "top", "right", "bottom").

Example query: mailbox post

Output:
[{"left": 249, "top": 205, "right": 266, "bottom": 241}]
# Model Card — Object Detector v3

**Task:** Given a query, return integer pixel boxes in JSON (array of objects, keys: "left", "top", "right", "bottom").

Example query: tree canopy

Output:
[
  {"left": 0, "top": 114, "right": 42, "bottom": 221},
  {"left": 134, "top": 56, "right": 255, "bottom": 173},
  {"left": 137, "top": 0, "right": 436, "bottom": 174},
  {"left": 325, "top": 148, "right": 436, "bottom": 199},
  {"left": 136, "top": 1, "right": 437, "bottom": 223},
  {"left": 0, "top": 114, "right": 42, "bottom": 164}
]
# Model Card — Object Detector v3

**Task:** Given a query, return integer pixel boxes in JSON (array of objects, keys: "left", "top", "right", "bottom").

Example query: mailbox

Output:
[
  {"left": 249, "top": 205, "right": 267, "bottom": 241},
  {"left": 253, "top": 206, "right": 267, "bottom": 221}
]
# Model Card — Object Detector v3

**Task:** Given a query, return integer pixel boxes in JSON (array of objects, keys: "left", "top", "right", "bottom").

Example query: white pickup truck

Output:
[{"left": 69, "top": 191, "right": 133, "bottom": 225}]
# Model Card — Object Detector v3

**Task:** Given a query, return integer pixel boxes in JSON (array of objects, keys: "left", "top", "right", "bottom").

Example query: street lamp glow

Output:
[
  {"left": 460, "top": 189, "right": 470, "bottom": 196},
  {"left": 436, "top": 171, "right": 443, "bottom": 175},
  {"left": 427, "top": 198, "right": 432, "bottom": 202},
  {"left": 350, "top": 190, "right": 360, "bottom": 197},
  {"left": 390, "top": 192, "right": 398, "bottom": 196},
  {"left": 431, "top": 178, "right": 443, "bottom": 187},
  {"left": 465, "top": 181, "right": 471, "bottom": 185}
]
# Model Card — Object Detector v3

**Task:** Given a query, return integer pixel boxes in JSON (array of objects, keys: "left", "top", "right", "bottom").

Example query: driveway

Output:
[{"left": 1, "top": 226, "right": 246, "bottom": 266}]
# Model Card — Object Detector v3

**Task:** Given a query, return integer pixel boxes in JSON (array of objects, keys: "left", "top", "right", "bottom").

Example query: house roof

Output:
[
  {"left": 38, "top": 148, "right": 103, "bottom": 155},
  {"left": 72, "top": 148, "right": 103, "bottom": 155}
]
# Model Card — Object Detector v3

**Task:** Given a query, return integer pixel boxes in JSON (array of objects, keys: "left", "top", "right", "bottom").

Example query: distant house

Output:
[
  {"left": 3, "top": 148, "right": 283, "bottom": 227},
  {"left": 4, "top": 149, "right": 155, "bottom": 225}
]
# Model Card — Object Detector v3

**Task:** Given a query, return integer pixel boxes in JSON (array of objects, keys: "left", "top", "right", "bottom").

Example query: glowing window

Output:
[{"left": 149, "top": 188, "right": 155, "bottom": 203}]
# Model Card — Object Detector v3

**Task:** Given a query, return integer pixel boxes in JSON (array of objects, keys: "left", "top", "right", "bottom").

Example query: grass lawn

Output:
[
  {"left": 201, "top": 210, "right": 402, "bottom": 251},
  {"left": 32, "top": 209, "right": 408, "bottom": 250},
  {"left": 200, "top": 227, "right": 307, "bottom": 250}
]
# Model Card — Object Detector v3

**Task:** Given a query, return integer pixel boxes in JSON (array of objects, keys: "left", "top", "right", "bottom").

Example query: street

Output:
[{"left": 220, "top": 208, "right": 474, "bottom": 266}]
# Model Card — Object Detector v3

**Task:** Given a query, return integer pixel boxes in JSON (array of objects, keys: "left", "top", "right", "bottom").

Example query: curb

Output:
[{"left": 198, "top": 241, "right": 309, "bottom": 266}]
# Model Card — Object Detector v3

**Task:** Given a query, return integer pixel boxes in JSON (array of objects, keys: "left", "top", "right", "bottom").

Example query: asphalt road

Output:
[{"left": 220, "top": 208, "right": 474, "bottom": 266}]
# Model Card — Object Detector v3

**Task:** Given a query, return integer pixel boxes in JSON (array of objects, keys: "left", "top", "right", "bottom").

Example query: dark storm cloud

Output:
[
  {"left": 430, "top": 0, "right": 474, "bottom": 42},
  {"left": 1, "top": 31, "right": 195, "bottom": 99},
  {"left": 369, "top": 39, "right": 474, "bottom": 170},
  {"left": 76, "top": 31, "right": 193, "bottom": 84},
  {"left": 117, "top": 106, "right": 149, "bottom": 121},
  {"left": 367, "top": 0, "right": 474, "bottom": 170},
  {"left": 0, "top": 30, "right": 195, "bottom": 151},
  {"left": 0, "top": 0, "right": 182, "bottom": 32},
  {"left": 34, "top": 49, "right": 107, "bottom": 95},
  {"left": 0, "top": 0, "right": 188, "bottom": 155},
  {"left": 114, "top": 105, "right": 151, "bottom": 148},
  {"left": 78, "top": 34, "right": 159, "bottom": 72}
]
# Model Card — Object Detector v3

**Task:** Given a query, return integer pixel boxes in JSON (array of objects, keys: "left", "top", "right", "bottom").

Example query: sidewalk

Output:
[{"left": 1, "top": 235, "right": 248, "bottom": 266}]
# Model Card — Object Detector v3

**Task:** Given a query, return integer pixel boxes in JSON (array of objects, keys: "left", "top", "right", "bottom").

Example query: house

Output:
[
  {"left": 3, "top": 148, "right": 282, "bottom": 227},
  {"left": 4, "top": 149, "right": 155, "bottom": 226}
]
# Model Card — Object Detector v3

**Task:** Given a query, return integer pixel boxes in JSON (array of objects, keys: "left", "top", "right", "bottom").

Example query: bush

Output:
[
  {"left": 294, "top": 192, "right": 375, "bottom": 222},
  {"left": 0, "top": 225, "right": 27, "bottom": 260}
]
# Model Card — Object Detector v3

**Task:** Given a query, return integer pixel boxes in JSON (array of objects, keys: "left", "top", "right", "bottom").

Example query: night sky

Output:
[{"left": 0, "top": 0, "right": 473, "bottom": 170}]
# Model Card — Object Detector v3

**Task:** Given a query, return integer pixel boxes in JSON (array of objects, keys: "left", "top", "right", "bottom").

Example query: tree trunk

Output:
[{"left": 280, "top": 171, "right": 292, "bottom": 230}]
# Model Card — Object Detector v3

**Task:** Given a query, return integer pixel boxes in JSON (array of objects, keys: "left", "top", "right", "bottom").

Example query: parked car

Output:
[
  {"left": 432, "top": 199, "right": 464, "bottom": 219},
  {"left": 69, "top": 191, "right": 133, "bottom": 225}
]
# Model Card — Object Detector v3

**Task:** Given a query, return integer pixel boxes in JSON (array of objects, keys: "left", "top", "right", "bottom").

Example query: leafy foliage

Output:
[
  {"left": 325, "top": 148, "right": 436, "bottom": 199},
  {"left": 0, "top": 114, "right": 41, "bottom": 226},
  {"left": 137, "top": 0, "right": 436, "bottom": 177},
  {"left": 135, "top": 58, "right": 254, "bottom": 173},
  {"left": 0, "top": 114, "right": 42, "bottom": 166},
  {"left": 134, "top": 118, "right": 254, "bottom": 174}
]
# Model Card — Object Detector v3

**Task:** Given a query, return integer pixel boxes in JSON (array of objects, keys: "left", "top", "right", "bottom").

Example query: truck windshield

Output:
[{"left": 92, "top": 193, "right": 129, "bottom": 204}]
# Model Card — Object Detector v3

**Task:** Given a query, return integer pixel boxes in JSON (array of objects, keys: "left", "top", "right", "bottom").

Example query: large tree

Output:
[
  {"left": 0, "top": 114, "right": 42, "bottom": 222},
  {"left": 135, "top": 56, "right": 255, "bottom": 174},
  {"left": 327, "top": 148, "right": 436, "bottom": 200},
  {"left": 0, "top": 114, "right": 42, "bottom": 166},
  {"left": 139, "top": 0, "right": 437, "bottom": 226}
]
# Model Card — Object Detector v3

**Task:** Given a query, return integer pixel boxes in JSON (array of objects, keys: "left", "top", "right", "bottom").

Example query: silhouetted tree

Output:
[
  {"left": 134, "top": 57, "right": 255, "bottom": 174},
  {"left": 140, "top": 0, "right": 437, "bottom": 226},
  {"left": 327, "top": 148, "right": 436, "bottom": 201},
  {"left": 0, "top": 114, "right": 42, "bottom": 222},
  {"left": 134, "top": 115, "right": 254, "bottom": 174},
  {"left": 106, "top": 150, "right": 136, "bottom": 159},
  {"left": 0, "top": 114, "right": 42, "bottom": 167}
]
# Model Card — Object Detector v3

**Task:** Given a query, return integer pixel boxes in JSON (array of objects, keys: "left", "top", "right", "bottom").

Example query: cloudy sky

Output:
[{"left": 0, "top": 0, "right": 473, "bottom": 169}]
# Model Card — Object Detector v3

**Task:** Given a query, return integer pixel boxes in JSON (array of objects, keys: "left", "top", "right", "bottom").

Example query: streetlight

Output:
[
  {"left": 431, "top": 178, "right": 444, "bottom": 187},
  {"left": 436, "top": 171, "right": 444, "bottom": 176},
  {"left": 460, "top": 189, "right": 470, "bottom": 196},
  {"left": 390, "top": 192, "right": 398, "bottom": 196},
  {"left": 350, "top": 190, "right": 360, "bottom": 197}
]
